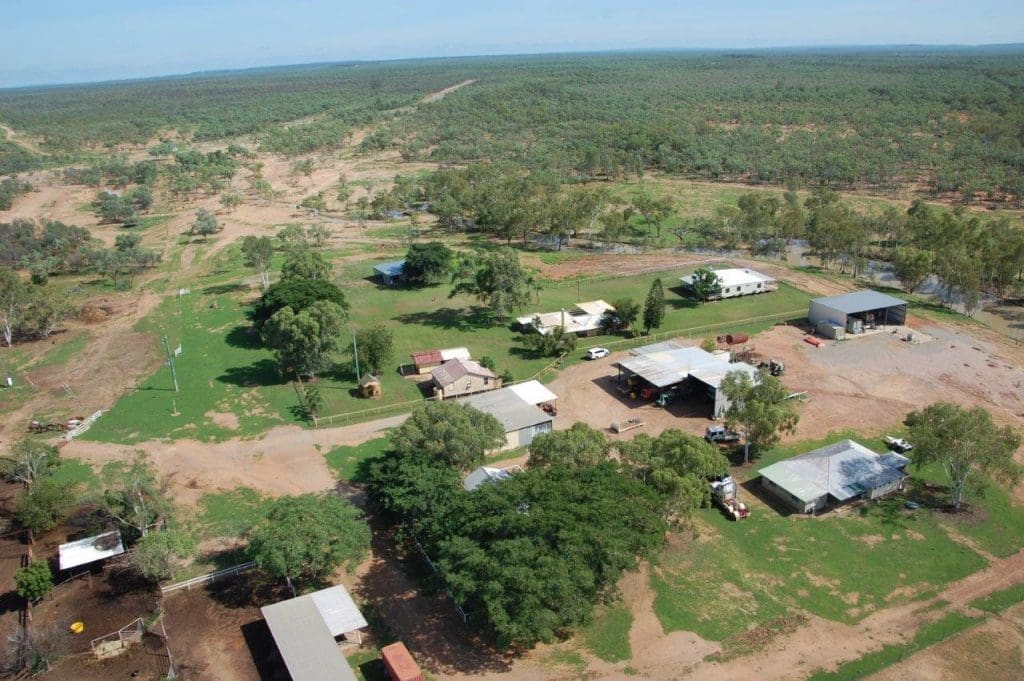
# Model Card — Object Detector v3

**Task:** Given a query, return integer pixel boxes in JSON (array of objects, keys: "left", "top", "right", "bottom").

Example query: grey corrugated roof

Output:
[
  {"left": 619, "top": 344, "right": 756, "bottom": 389},
  {"left": 261, "top": 596, "right": 357, "bottom": 681},
  {"left": 759, "top": 440, "right": 908, "bottom": 504},
  {"left": 461, "top": 388, "right": 552, "bottom": 432},
  {"left": 373, "top": 260, "right": 406, "bottom": 276},
  {"left": 812, "top": 291, "right": 906, "bottom": 314}
]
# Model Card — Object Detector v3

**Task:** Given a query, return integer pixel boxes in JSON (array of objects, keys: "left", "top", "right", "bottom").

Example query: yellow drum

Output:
[{"left": 69, "top": 621, "right": 85, "bottom": 634}]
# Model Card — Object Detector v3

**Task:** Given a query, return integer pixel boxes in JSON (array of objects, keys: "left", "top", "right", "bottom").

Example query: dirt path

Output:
[
  {"left": 0, "top": 120, "right": 43, "bottom": 154},
  {"left": 62, "top": 413, "right": 408, "bottom": 504},
  {"left": 420, "top": 79, "right": 478, "bottom": 104}
]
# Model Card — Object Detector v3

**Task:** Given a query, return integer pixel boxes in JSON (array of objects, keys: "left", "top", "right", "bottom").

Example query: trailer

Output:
[
  {"left": 611, "top": 418, "right": 645, "bottom": 433},
  {"left": 710, "top": 476, "right": 750, "bottom": 520},
  {"left": 381, "top": 642, "right": 424, "bottom": 681}
]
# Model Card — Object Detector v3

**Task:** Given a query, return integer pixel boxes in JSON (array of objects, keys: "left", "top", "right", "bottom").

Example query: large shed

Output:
[
  {"left": 460, "top": 382, "right": 554, "bottom": 450},
  {"left": 617, "top": 341, "right": 759, "bottom": 418},
  {"left": 758, "top": 439, "right": 909, "bottom": 514},
  {"left": 807, "top": 291, "right": 907, "bottom": 334}
]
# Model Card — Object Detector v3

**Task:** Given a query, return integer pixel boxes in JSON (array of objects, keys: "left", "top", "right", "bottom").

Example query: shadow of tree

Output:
[
  {"left": 218, "top": 359, "right": 285, "bottom": 387},
  {"left": 666, "top": 286, "right": 700, "bottom": 310},
  {"left": 203, "top": 282, "right": 250, "bottom": 296},
  {"left": 393, "top": 306, "right": 496, "bottom": 332},
  {"left": 224, "top": 325, "right": 263, "bottom": 349}
]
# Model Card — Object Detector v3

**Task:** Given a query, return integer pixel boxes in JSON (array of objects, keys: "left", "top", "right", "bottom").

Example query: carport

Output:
[{"left": 807, "top": 291, "right": 907, "bottom": 333}]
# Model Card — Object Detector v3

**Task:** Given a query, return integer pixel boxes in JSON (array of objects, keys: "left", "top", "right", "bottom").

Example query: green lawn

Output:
[
  {"left": 324, "top": 438, "right": 390, "bottom": 483},
  {"left": 51, "top": 457, "right": 99, "bottom": 489},
  {"left": 651, "top": 431, "right": 992, "bottom": 646},
  {"left": 83, "top": 251, "right": 811, "bottom": 442},
  {"left": 196, "top": 487, "right": 271, "bottom": 539},
  {"left": 581, "top": 604, "right": 633, "bottom": 663}
]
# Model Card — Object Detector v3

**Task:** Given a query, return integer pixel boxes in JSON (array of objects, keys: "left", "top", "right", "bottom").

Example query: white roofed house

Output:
[
  {"left": 680, "top": 268, "right": 777, "bottom": 301},
  {"left": 516, "top": 300, "right": 615, "bottom": 337}
]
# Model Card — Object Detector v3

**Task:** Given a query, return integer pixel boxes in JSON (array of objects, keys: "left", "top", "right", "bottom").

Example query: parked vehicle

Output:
[
  {"left": 709, "top": 476, "right": 750, "bottom": 520},
  {"left": 586, "top": 347, "right": 610, "bottom": 360},
  {"left": 884, "top": 436, "right": 913, "bottom": 453},
  {"left": 705, "top": 425, "right": 740, "bottom": 443}
]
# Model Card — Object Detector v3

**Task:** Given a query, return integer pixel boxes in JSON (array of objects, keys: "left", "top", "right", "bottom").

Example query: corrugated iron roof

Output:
[
  {"left": 373, "top": 260, "right": 406, "bottom": 277},
  {"left": 461, "top": 387, "right": 553, "bottom": 432},
  {"left": 619, "top": 344, "right": 756, "bottom": 389},
  {"left": 758, "top": 440, "right": 908, "bottom": 504},
  {"left": 58, "top": 531, "right": 125, "bottom": 570},
  {"left": 507, "top": 380, "right": 558, "bottom": 405},
  {"left": 261, "top": 594, "right": 357, "bottom": 681},
  {"left": 681, "top": 267, "right": 775, "bottom": 288},
  {"left": 811, "top": 291, "right": 907, "bottom": 314},
  {"left": 431, "top": 358, "right": 496, "bottom": 386}
]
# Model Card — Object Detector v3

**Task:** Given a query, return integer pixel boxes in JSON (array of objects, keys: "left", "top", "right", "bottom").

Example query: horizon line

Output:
[{"left": 2, "top": 42, "right": 1023, "bottom": 92}]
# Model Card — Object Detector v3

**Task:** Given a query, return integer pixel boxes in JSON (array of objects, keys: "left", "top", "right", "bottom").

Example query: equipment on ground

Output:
[
  {"left": 884, "top": 436, "right": 913, "bottom": 453},
  {"left": 710, "top": 476, "right": 750, "bottom": 520},
  {"left": 611, "top": 418, "right": 645, "bottom": 433},
  {"left": 655, "top": 392, "right": 674, "bottom": 407},
  {"left": 758, "top": 359, "right": 785, "bottom": 376},
  {"left": 705, "top": 425, "right": 740, "bottom": 444}
]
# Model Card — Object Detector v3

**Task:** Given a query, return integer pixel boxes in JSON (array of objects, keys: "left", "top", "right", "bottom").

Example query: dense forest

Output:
[{"left": 1, "top": 51, "right": 1022, "bottom": 199}]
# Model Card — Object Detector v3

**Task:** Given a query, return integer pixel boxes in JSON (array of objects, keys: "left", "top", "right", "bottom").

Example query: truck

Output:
[
  {"left": 705, "top": 425, "right": 740, "bottom": 444},
  {"left": 709, "top": 476, "right": 750, "bottom": 520}
]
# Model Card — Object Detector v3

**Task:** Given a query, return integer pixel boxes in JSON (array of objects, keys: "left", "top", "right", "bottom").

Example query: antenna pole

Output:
[
  {"left": 352, "top": 331, "right": 360, "bottom": 379},
  {"left": 162, "top": 335, "right": 179, "bottom": 392}
]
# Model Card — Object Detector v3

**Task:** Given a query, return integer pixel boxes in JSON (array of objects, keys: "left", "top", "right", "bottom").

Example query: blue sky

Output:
[{"left": 1, "top": 1, "right": 1021, "bottom": 87}]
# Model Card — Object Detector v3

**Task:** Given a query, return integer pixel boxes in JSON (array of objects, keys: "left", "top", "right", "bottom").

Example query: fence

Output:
[
  {"left": 90, "top": 617, "right": 144, "bottom": 656},
  {"left": 63, "top": 410, "right": 103, "bottom": 441},
  {"left": 160, "top": 561, "right": 255, "bottom": 595}
]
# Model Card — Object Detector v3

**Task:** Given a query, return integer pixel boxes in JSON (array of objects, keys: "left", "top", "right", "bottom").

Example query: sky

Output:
[{"left": 1, "top": 0, "right": 1022, "bottom": 88}]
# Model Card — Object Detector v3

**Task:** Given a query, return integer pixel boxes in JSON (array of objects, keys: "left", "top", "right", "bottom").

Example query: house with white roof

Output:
[
  {"left": 515, "top": 300, "right": 615, "bottom": 337},
  {"left": 680, "top": 268, "right": 777, "bottom": 300}
]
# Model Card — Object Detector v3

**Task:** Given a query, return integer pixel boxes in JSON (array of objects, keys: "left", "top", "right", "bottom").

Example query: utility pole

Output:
[
  {"left": 351, "top": 331, "right": 360, "bottom": 379},
  {"left": 162, "top": 335, "right": 179, "bottom": 392}
]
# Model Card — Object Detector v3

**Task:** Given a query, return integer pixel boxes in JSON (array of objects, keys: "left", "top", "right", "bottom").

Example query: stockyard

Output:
[{"left": 1, "top": 52, "right": 1024, "bottom": 681}]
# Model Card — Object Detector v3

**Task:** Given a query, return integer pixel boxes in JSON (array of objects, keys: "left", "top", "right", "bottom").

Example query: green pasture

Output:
[{"left": 82, "top": 247, "right": 810, "bottom": 442}]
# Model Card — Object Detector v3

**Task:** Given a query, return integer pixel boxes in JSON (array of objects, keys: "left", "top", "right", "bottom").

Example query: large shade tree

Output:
[
  {"left": 247, "top": 493, "right": 370, "bottom": 593},
  {"left": 905, "top": 402, "right": 1022, "bottom": 510},
  {"left": 720, "top": 370, "right": 799, "bottom": 464},
  {"left": 389, "top": 401, "right": 505, "bottom": 471},
  {"left": 451, "top": 247, "right": 532, "bottom": 320},
  {"left": 262, "top": 300, "right": 347, "bottom": 378}
]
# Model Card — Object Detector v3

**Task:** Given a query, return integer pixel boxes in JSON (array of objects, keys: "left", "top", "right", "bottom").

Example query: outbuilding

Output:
[
  {"left": 807, "top": 291, "right": 907, "bottom": 335},
  {"left": 358, "top": 374, "right": 382, "bottom": 399},
  {"left": 758, "top": 439, "right": 909, "bottom": 514},
  {"left": 372, "top": 260, "right": 406, "bottom": 287},
  {"left": 617, "top": 341, "right": 759, "bottom": 418},
  {"left": 460, "top": 381, "right": 555, "bottom": 450},
  {"left": 409, "top": 347, "right": 471, "bottom": 375},
  {"left": 680, "top": 267, "right": 777, "bottom": 300},
  {"left": 431, "top": 358, "right": 500, "bottom": 399},
  {"left": 260, "top": 584, "right": 367, "bottom": 681}
]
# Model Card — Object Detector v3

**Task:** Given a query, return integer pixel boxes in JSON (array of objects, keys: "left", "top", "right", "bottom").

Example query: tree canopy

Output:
[
  {"left": 527, "top": 423, "right": 611, "bottom": 469},
  {"left": 720, "top": 370, "right": 799, "bottom": 464},
  {"left": 905, "top": 402, "right": 1022, "bottom": 510},
  {"left": 451, "top": 247, "right": 532, "bottom": 320},
  {"left": 389, "top": 401, "right": 505, "bottom": 471},
  {"left": 262, "top": 300, "right": 347, "bottom": 378},
  {"left": 247, "top": 493, "right": 370, "bottom": 589},
  {"left": 642, "top": 278, "right": 666, "bottom": 334},
  {"left": 403, "top": 241, "right": 454, "bottom": 286}
]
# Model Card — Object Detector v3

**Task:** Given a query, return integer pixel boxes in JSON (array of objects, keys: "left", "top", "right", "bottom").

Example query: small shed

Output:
[
  {"left": 58, "top": 531, "right": 125, "bottom": 571},
  {"left": 381, "top": 642, "right": 424, "bottom": 681},
  {"left": 807, "top": 291, "right": 907, "bottom": 333},
  {"left": 358, "top": 374, "right": 382, "bottom": 399},
  {"left": 410, "top": 347, "right": 471, "bottom": 375},
  {"left": 463, "top": 465, "right": 514, "bottom": 492},
  {"left": 373, "top": 260, "right": 406, "bottom": 287}
]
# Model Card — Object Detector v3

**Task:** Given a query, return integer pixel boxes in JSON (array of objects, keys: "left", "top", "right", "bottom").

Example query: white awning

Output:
[
  {"left": 58, "top": 531, "right": 125, "bottom": 571},
  {"left": 309, "top": 585, "right": 369, "bottom": 637},
  {"left": 507, "top": 380, "right": 558, "bottom": 405}
]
